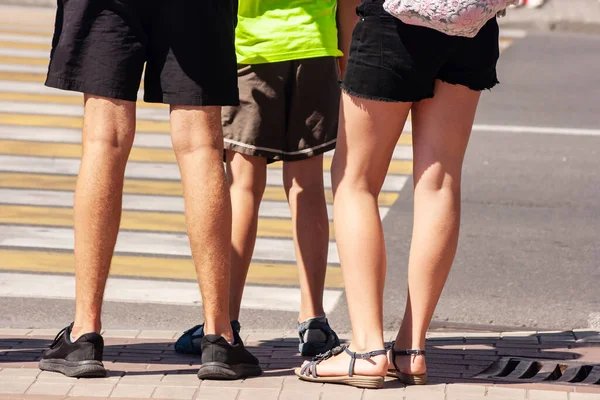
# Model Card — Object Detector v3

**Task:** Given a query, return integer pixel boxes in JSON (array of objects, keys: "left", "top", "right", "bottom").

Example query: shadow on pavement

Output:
[{"left": 1, "top": 332, "right": 596, "bottom": 389}]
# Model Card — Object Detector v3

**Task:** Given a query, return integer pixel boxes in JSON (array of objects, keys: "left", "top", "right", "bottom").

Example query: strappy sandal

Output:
[
  {"left": 295, "top": 345, "right": 387, "bottom": 389},
  {"left": 387, "top": 343, "right": 428, "bottom": 385}
]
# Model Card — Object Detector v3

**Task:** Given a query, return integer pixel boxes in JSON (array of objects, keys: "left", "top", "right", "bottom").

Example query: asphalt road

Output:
[{"left": 1, "top": 30, "right": 598, "bottom": 333}]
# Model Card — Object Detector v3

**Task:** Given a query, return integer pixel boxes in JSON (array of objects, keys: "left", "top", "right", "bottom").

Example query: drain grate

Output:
[{"left": 475, "top": 357, "right": 600, "bottom": 385}]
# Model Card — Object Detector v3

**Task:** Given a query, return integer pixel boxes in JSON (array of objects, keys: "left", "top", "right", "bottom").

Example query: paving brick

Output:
[
  {"left": 486, "top": 386, "right": 526, "bottom": 399},
  {"left": 37, "top": 370, "right": 79, "bottom": 382},
  {"left": 281, "top": 376, "right": 323, "bottom": 390},
  {"left": 528, "top": 389, "right": 569, "bottom": 400},
  {"left": 362, "top": 388, "right": 405, "bottom": 400},
  {"left": 446, "top": 383, "right": 485, "bottom": 397},
  {"left": 199, "top": 379, "right": 245, "bottom": 388},
  {"left": 160, "top": 374, "right": 200, "bottom": 387},
  {"left": 0, "top": 380, "right": 32, "bottom": 394},
  {"left": 427, "top": 332, "right": 465, "bottom": 339},
  {"left": 108, "top": 362, "right": 151, "bottom": 372},
  {"left": 152, "top": 386, "right": 196, "bottom": 400},
  {"left": 69, "top": 383, "right": 115, "bottom": 397},
  {"left": 193, "top": 387, "right": 239, "bottom": 400},
  {"left": 0, "top": 369, "right": 40, "bottom": 379},
  {"left": 404, "top": 383, "right": 446, "bottom": 395},
  {"left": 405, "top": 392, "right": 445, "bottom": 400},
  {"left": 278, "top": 388, "right": 323, "bottom": 400},
  {"left": 119, "top": 373, "right": 164, "bottom": 384},
  {"left": 237, "top": 388, "right": 280, "bottom": 400},
  {"left": 26, "top": 381, "right": 73, "bottom": 395},
  {"left": 240, "top": 376, "right": 283, "bottom": 389},
  {"left": 0, "top": 362, "right": 40, "bottom": 369},
  {"left": 27, "top": 329, "right": 62, "bottom": 337},
  {"left": 110, "top": 384, "right": 156, "bottom": 398},
  {"left": 137, "top": 331, "right": 179, "bottom": 340},
  {"left": 321, "top": 389, "right": 363, "bottom": 400},
  {"left": 569, "top": 394, "right": 600, "bottom": 400},
  {"left": 0, "top": 330, "right": 32, "bottom": 336},
  {"left": 0, "top": 396, "right": 67, "bottom": 400},
  {"left": 103, "top": 331, "right": 141, "bottom": 339},
  {"left": 464, "top": 332, "right": 502, "bottom": 339}
]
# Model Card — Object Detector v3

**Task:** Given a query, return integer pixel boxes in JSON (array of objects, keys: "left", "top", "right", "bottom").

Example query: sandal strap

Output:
[
  {"left": 389, "top": 342, "right": 426, "bottom": 372},
  {"left": 300, "top": 345, "right": 347, "bottom": 378},
  {"left": 394, "top": 349, "right": 426, "bottom": 356},
  {"left": 343, "top": 347, "right": 387, "bottom": 377}
]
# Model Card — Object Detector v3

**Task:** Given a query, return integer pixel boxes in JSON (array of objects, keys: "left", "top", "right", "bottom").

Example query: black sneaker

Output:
[
  {"left": 197, "top": 333, "right": 262, "bottom": 380},
  {"left": 298, "top": 316, "right": 340, "bottom": 357},
  {"left": 39, "top": 323, "right": 106, "bottom": 378},
  {"left": 175, "top": 320, "right": 241, "bottom": 355}
]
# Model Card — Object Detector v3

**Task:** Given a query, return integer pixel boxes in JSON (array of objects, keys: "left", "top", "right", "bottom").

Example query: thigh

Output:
[
  {"left": 47, "top": 0, "right": 146, "bottom": 101},
  {"left": 411, "top": 80, "right": 481, "bottom": 185},
  {"left": 437, "top": 18, "right": 500, "bottom": 91},
  {"left": 282, "top": 156, "right": 325, "bottom": 191},
  {"left": 222, "top": 63, "right": 289, "bottom": 161},
  {"left": 333, "top": 92, "right": 411, "bottom": 194},
  {"left": 145, "top": 0, "right": 238, "bottom": 106},
  {"left": 286, "top": 57, "right": 340, "bottom": 161}
]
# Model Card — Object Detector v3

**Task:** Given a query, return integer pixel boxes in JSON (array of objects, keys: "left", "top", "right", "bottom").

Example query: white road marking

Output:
[
  {"left": 0, "top": 80, "right": 146, "bottom": 99},
  {"left": 0, "top": 47, "right": 49, "bottom": 59},
  {"left": 0, "top": 33, "right": 51, "bottom": 44},
  {"left": 472, "top": 124, "right": 600, "bottom": 137},
  {"left": 0, "top": 100, "right": 169, "bottom": 121},
  {"left": 0, "top": 63, "right": 48, "bottom": 74},
  {"left": 0, "top": 225, "right": 342, "bottom": 263},
  {"left": 0, "top": 155, "right": 409, "bottom": 192},
  {"left": 0, "top": 126, "right": 173, "bottom": 148},
  {"left": 498, "top": 28, "right": 528, "bottom": 39},
  {"left": 0, "top": 127, "right": 414, "bottom": 163},
  {"left": 0, "top": 188, "right": 391, "bottom": 220},
  {"left": 0, "top": 272, "right": 343, "bottom": 313}
]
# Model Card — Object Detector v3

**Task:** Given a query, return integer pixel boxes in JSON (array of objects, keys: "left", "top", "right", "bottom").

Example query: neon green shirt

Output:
[{"left": 236, "top": 0, "right": 342, "bottom": 65}]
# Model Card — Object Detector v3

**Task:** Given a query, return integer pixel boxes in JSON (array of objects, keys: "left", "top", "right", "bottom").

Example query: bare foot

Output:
[{"left": 301, "top": 346, "right": 388, "bottom": 377}]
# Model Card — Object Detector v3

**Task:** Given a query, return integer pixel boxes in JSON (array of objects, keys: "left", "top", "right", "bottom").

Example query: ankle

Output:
[
  {"left": 298, "top": 313, "right": 326, "bottom": 324},
  {"left": 298, "top": 309, "right": 326, "bottom": 323},
  {"left": 72, "top": 322, "right": 101, "bottom": 339},
  {"left": 204, "top": 319, "right": 234, "bottom": 343}
]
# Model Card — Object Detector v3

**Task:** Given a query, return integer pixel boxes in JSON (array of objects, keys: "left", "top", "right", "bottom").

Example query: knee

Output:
[
  {"left": 171, "top": 106, "right": 224, "bottom": 158},
  {"left": 414, "top": 162, "right": 461, "bottom": 194},
  {"left": 284, "top": 172, "right": 325, "bottom": 203},
  {"left": 230, "top": 172, "right": 266, "bottom": 202},
  {"left": 82, "top": 128, "right": 135, "bottom": 167}
]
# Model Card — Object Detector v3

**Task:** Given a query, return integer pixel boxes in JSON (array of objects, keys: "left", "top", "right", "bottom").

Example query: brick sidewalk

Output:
[{"left": 0, "top": 329, "right": 599, "bottom": 399}]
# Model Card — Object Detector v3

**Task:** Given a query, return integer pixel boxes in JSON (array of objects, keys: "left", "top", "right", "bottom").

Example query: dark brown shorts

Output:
[{"left": 222, "top": 57, "right": 340, "bottom": 163}]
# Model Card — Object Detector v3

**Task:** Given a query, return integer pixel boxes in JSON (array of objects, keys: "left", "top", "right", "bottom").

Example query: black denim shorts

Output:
[
  {"left": 342, "top": 0, "right": 501, "bottom": 103},
  {"left": 46, "top": 0, "right": 239, "bottom": 106}
]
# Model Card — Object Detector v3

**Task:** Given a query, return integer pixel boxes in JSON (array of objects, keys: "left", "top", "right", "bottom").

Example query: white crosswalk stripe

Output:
[{"left": 0, "top": 21, "right": 518, "bottom": 309}]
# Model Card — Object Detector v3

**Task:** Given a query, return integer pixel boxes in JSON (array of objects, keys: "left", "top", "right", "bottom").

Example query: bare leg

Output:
[
  {"left": 305, "top": 93, "right": 411, "bottom": 376},
  {"left": 72, "top": 95, "right": 136, "bottom": 338},
  {"left": 170, "top": 106, "right": 233, "bottom": 342},
  {"left": 393, "top": 81, "right": 481, "bottom": 375},
  {"left": 283, "top": 155, "right": 328, "bottom": 322},
  {"left": 226, "top": 151, "right": 267, "bottom": 320}
]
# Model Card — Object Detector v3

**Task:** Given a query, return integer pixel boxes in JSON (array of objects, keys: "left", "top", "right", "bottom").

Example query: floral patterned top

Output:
[{"left": 383, "top": 0, "right": 519, "bottom": 37}]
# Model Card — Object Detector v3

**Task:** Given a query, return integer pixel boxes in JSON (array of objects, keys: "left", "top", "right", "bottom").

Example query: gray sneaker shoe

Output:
[{"left": 298, "top": 316, "right": 340, "bottom": 357}]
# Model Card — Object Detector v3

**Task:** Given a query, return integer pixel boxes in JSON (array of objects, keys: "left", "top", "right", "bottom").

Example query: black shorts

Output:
[
  {"left": 342, "top": 0, "right": 500, "bottom": 103},
  {"left": 46, "top": 0, "right": 239, "bottom": 106}
]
